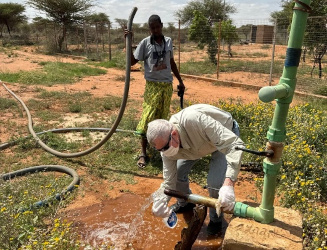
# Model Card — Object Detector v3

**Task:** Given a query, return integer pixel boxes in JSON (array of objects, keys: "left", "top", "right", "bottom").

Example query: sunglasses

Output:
[{"left": 156, "top": 134, "right": 171, "bottom": 152}]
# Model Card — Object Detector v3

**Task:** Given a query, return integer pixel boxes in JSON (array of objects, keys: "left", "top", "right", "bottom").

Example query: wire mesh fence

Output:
[{"left": 1, "top": 16, "right": 326, "bottom": 95}]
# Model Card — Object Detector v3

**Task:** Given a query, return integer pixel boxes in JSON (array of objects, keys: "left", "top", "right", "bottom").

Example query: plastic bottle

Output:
[{"left": 162, "top": 211, "right": 178, "bottom": 229}]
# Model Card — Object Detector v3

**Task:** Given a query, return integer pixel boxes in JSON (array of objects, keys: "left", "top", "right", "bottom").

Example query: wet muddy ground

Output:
[
  {"left": 63, "top": 172, "right": 259, "bottom": 249},
  {"left": 66, "top": 193, "right": 226, "bottom": 249}
]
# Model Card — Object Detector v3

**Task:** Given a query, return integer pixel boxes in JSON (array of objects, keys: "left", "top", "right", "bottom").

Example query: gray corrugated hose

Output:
[
  {"left": 0, "top": 127, "right": 136, "bottom": 150},
  {"left": 1, "top": 165, "right": 80, "bottom": 212},
  {"left": 1, "top": 7, "right": 138, "bottom": 158}
]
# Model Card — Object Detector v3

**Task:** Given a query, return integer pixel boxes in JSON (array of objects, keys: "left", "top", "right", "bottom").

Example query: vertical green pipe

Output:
[{"left": 235, "top": 0, "right": 312, "bottom": 223}]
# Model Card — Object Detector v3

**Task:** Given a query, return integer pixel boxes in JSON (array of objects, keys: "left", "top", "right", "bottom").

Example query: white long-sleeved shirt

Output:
[{"left": 161, "top": 104, "right": 245, "bottom": 192}]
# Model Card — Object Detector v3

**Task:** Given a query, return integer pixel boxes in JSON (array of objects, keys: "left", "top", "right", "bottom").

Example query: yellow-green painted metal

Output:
[{"left": 235, "top": 0, "right": 312, "bottom": 223}]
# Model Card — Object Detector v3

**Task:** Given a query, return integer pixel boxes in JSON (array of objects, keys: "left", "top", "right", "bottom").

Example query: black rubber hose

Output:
[
  {"left": 1, "top": 165, "right": 80, "bottom": 212},
  {"left": 0, "top": 127, "right": 136, "bottom": 150},
  {"left": 1, "top": 7, "right": 138, "bottom": 158}
]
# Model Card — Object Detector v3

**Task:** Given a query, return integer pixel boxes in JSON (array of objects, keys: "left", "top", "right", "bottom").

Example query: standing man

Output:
[
  {"left": 125, "top": 14, "right": 185, "bottom": 168},
  {"left": 146, "top": 104, "right": 244, "bottom": 235}
]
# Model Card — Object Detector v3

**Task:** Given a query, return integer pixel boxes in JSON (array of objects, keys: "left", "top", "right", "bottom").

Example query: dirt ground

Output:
[{"left": 0, "top": 47, "right": 276, "bottom": 249}]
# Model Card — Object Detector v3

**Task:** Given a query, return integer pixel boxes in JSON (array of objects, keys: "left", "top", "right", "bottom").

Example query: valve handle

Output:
[{"left": 235, "top": 146, "right": 274, "bottom": 157}]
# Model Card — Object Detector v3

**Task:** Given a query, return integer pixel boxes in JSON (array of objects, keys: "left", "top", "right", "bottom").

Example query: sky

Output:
[{"left": 0, "top": 0, "right": 282, "bottom": 27}]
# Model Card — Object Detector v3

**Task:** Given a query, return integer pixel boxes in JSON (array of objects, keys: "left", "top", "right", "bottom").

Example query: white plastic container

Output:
[{"left": 163, "top": 211, "right": 178, "bottom": 229}]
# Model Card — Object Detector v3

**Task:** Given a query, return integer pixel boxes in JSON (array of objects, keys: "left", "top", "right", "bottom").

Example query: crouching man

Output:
[{"left": 146, "top": 104, "right": 245, "bottom": 235}]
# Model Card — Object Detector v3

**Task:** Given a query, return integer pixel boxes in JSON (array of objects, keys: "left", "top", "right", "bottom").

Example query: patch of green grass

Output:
[
  {"left": 95, "top": 60, "right": 119, "bottom": 68},
  {"left": 180, "top": 60, "right": 217, "bottom": 75},
  {"left": 90, "top": 50, "right": 126, "bottom": 70},
  {"left": 102, "top": 95, "right": 123, "bottom": 111},
  {"left": 314, "top": 85, "right": 327, "bottom": 96},
  {"left": 0, "top": 72, "right": 21, "bottom": 82},
  {"left": 68, "top": 102, "right": 82, "bottom": 113},
  {"left": 296, "top": 76, "right": 327, "bottom": 94},
  {"left": 0, "top": 97, "right": 17, "bottom": 110},
  {"left": 24, "top": 90, "right": 125, "bottom": 125},
  {"left": 27, "top": 99, "right": 51, "bottom": 110},
  {"left": 35, "top": 110, "right": 61, "bottom": 121},
  {"left": 180, "top": 59, "right": 285, "bottom": 75},
  {"left": 302, "top": 97, "right": 327, "bottom": 110},
  {"left": 0, "top": 62, "right": 107, "bottom": 85},
  {"left": 261, "top": 44, "right": 271, "bottom": 49},
  {"left": 220, "top": 59, "right": 283, "bottom": 74},
  {"left": 244, "top": 52, "right": 268, "bottom": 58},
  {"left": 64, "top": 94, "right": 122, "bottom": 114},
  {"left": 37, "top": 90, "right": 91, "bottom": 100},
  {"left": 16, "top": 131, "right": 80, "bottom": 152}
]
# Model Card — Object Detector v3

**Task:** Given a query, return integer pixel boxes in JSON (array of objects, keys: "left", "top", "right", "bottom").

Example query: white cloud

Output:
[
  {"left": 95, "top": 0, "right": 187, "bottom": 25},
  {"left": 0, "top": 0, "right": 282, "bottom": 26},
  {"left": 229, "top": 0, "right": 281, "bottom": 26}
]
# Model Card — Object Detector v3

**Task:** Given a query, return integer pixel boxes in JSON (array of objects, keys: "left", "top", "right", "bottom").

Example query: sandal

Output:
[{"left": 137, "top": 155, "right": 147, "bottom": 169}]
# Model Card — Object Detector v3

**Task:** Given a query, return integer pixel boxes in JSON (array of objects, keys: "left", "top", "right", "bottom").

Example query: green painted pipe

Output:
[
  {"left": 258, "top": 83, "right": 292, "bottom": 103},
  {"left": 235, "top": 0, "right": 312, "bottom": 223}
]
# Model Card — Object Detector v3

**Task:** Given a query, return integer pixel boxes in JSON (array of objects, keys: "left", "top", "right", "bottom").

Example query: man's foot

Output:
[
  {"left": 207, "top": 219, "right": 228, "bottom": 236},
  {"left": 137, "top": 155, "right": 147, "bottom": 169},
  {"left": 170, "top": 202, "right": 196, "bottom": 213}
]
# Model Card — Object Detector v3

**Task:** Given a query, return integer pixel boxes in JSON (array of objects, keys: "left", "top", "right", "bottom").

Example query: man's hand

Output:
[
  {"left": 124, "top": 28, "right": 133, "bottom": 39},
  {"left": 152, "top": 197, "right": 171, "bottom": 218},
  {"left": 218, "top": 185, "right": 235, "bottom": 211},
  {"left": 177, "top": 80, "right": 185, "bottom": 97}
]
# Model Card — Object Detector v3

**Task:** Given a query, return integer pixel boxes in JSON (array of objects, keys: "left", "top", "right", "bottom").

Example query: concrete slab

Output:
[{"left": 222, "top": 206, "right": 303, "bottom": 250}]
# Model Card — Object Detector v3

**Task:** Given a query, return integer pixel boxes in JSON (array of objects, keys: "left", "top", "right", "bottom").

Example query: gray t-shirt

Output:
[{"left": 134, "top": 36, "right": 174, "bottom": 82}]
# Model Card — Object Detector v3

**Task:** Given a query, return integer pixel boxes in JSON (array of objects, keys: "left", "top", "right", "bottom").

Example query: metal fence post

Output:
[
  {"left": 83, "top": 22, "right": 88, "bottom": 57},
  {"left": 178, "top": 20, "right": 181, "bottom": 72},
  {"left": 108, "top": 21, "right": 112, "bottom": 61},
  {"left": 269, "top": 18, "right": 277, "bottom": 86},
  {"left": 95, "top": 22, "right": 99, "bottom": 60},
  {"left": 217, "top": 20, "right": 222, "bottom": 79}
]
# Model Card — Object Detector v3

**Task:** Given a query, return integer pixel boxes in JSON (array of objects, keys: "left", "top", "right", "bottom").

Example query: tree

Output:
[
  {"left": 115, "top": 18, "right": 128, "bottom": 30},
  {"left": 271, "top": 0, "right": 327, "bottom": 78},
  {"left": 175, "top": 0, "right": 236, "bottom": 26},
  {"left": 270, "top": 0, "right": 294, "bottom": 29},
  {"left": 0, "top": 3, "right": 27, "bottom": 37},
  {"left": 30, "top": 17, "right": 51, "bottom": 44},
  {"left": 27, "top": 0, "right": 94, "bottom": 51},
  {"left": 237, "top": 24, "right": 252, "bottom": 41},
  {"left": 167, "top": 22, "right": 176, "bottom": 34},
  {"left": 86, "top": 12, "right": 110, "bottom": 50},
  {"left": 214, "top": 19, "right": 238, "bottom": 57},
  {"left": 189, "top": 10, "right": 217, "bottom": 64},
  {"left": 304, "top": 1, "right": 327, "bottom": 78},
  {"left": 86, "top": 12, "right": 109, "bottom": 24}
]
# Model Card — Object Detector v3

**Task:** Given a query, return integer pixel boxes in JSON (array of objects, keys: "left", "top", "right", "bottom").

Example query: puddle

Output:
[{"left": 65, "top": 193, "right": 224, "bottom": 249}]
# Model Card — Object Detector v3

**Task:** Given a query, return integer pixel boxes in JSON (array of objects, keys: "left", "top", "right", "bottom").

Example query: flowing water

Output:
[{"left": 65, "top": 193, "right": 224, "bottom": 249}]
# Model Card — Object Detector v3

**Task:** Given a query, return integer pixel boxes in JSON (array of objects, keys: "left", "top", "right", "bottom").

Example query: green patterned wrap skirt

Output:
[{"left": 135, "top": 80, "right": 173, "bottom": 137}]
